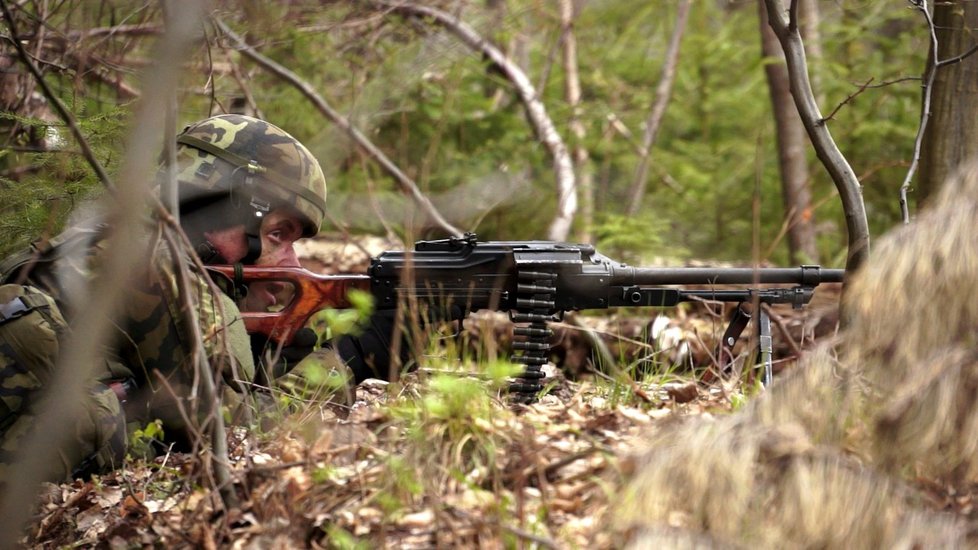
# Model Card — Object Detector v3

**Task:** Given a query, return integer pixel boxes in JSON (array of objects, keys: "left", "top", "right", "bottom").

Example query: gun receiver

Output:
[{"left": 208, "top": 233, "right": 844, "bottom": 399}]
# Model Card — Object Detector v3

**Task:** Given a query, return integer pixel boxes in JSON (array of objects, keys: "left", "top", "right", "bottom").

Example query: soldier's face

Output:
[
  {"left": 202, "top": 208, "right": 305, "bottom": 267},
  {"left": 237, "top": 207, "right": 306, "bottom": 313},
  {"left": 253, "top": 208, "right": 304, "bottom": 268}
]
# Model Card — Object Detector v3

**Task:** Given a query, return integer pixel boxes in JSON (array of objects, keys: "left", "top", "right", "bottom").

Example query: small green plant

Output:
[
  {"left": 323, "top": 525, "right": 371, "bottom": 550},
  {"left": 375, "top": 358, "right": 520, "bottom": 515},
  {"left": 309, "top": 289, "right": 375, "bottom": 341},
  {"left": 127, "top": 419, "right": 165, "bottom": 460},
  {"left": 373, "top": 455, "right": 424, "bottom": 514}
]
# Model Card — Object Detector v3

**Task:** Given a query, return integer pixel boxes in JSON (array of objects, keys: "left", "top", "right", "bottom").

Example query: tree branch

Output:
[
  {"left": 900, "top": 0, "right": 941, "bottom": 224},
  {"left": 763, "top": 0, "right": 869, "bottom": 274},
  {"left": 900, "top": 0, "right": 978, "bottom": 224},
  {"left": 821, "top": 77, "right": 874, "bottom": 122},
  {"left": 376, "top": 1, "right": 577, "bottom": 241},
  {"left": 213, "top": 17, "right": 461, "bottom": 238},
  {"left": 935, "top": 41, "right": 978, "bottom": 68}
]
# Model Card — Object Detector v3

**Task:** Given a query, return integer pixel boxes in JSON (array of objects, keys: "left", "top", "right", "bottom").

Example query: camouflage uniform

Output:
[
  {"left": 0, "top": 283, "right": 126, "bottom": 482},
  {"left": 0, "top": 114, "right": 327, "bottom": 484},
  {"left": 0, "top": 224, "right": 255, "bottom": 484}
]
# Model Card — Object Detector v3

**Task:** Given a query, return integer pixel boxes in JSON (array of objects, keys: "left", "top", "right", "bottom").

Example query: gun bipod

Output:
[{"left": 709, "top": 303, "right": 775, "bottom": 387}]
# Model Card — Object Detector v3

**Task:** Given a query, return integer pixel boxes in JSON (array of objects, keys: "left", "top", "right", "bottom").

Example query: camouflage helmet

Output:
[{"left": 174, "top": 114, "right": 326, "bottom": 238}]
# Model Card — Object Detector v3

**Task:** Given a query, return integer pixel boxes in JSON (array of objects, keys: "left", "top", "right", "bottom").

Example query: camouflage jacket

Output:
[{"left": 0, "top": 217, "right": 255, "bottom": 431}]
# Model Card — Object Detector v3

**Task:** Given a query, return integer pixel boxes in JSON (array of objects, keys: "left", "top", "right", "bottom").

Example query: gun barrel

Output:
[{"left": 613, "top": 266, "right": 845, "bottom": 286}]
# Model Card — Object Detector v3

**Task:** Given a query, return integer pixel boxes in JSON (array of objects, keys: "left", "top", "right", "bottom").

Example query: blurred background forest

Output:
[{"left": 0, "top": 0, "right": 933, "bottom": 267}]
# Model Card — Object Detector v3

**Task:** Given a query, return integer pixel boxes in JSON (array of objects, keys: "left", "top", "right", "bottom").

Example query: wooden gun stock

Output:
[{"left": 206, "top": 265, "right": 371, "bottom": 345}]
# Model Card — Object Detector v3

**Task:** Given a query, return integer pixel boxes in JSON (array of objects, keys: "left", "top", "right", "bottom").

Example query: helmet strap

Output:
[
  {"left": 196, "top": 240, "right": 225, "bottom": 264},
  {"left": 242, "top": 233, "right": 262, "bottom": 264}
]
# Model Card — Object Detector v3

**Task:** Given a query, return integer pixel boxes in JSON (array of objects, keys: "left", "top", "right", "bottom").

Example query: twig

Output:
[
  {"left": 16, "top": 23, "right": 161, "bottom": 42},
  {"left": 863, "top": 75, "right": 921, "bottom": 88},
  {"left": 821, "top": 77, "right": 873, "bottom": 122},
  {"left": 160, "top": 226, "right": 237, "bottom": 509},
  {"left": 505, "top": 446, "right": 603, "bottom": 485},
  {"left": 900, "top": 0, "right": 940, "bottom": 224},
  {"left": 33, "top": 483, "right": 93, "bottom": 540},
  {"left": 605, "top": 112, "right": 645, "bottom": 156},
  {"left": 223, "top": 48, "right": 263, "bottom": 119},
  {"left": 935, "top": 42, "right": 978, "bottom": 68},
  {"left": 446, "top": 504, "right": 561, "bottom": 549}
]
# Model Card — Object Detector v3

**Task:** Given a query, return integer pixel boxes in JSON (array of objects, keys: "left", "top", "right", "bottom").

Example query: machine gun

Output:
[{"left": 208, "top": 233, "right": 845, "bottom": 399}]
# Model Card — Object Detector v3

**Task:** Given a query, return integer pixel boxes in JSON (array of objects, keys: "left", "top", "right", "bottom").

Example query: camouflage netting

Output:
[{"left": 614, "top": 164, "right": 978, "bottom": 547}]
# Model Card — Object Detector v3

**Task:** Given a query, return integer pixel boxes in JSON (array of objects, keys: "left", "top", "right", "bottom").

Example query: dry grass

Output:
[{"left": 615, "top": 164, "right": 978, "bottom": 547}]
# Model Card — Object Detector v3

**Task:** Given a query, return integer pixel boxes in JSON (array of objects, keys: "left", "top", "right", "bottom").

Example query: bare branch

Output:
[
  {"left": 821, "top": 77, "right": 874, "bottom": 122},
  {"left": 864, "top": 75, "right": 921, "bottom": 88},
  {"left": 935, "top": 42, "right": 978, "bottom": 68},
  {"left": 213, "top": 17, "right": 462, "bottom": 238},
  {"left": 160, "top": 222, "right": 236, "bottom": 507},
  {"left": 626, "top": 0, "right": 691, "bottom": 217},
  {"left": 377, "top": 1, "right": 577, "bottom": 241},
  {"left": 900, "top": 0, "right": 940, "bottom": 224}
]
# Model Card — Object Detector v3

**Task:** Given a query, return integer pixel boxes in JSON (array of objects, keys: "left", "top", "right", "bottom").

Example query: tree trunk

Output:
[
  {"left": 758, "top": 2, "right": 819, "bottom": 264},
  {"left": 917, "top": 2, "right": 978, "bottom": 206}
]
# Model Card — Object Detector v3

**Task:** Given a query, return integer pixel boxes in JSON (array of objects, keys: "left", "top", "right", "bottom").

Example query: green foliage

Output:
[
  {"left": 2, "top": 2, "right": 931, "bottom": 263},
  {"left": 323, "top": 525, "right": 372, "bottom": 550},
  {"left": 308, "top": 288, "right": 375, "bottom": 341},
  {"left": 0, "top": 107, "right": 125, "bottom": 259},
  {"left": 376, "top": 455, "right": 425, "bottom": 513},
  {"left": 127, "top": 419, "right": 165, "bottom": 460},
  {"left": 593, "top": 212, "right": 682, "bottom": 264},
  {"left": 392, "top": 367, "right": 512, "bottom": 445},
  {"left": 373, "top": 359, "right": 519, "bottom": 513}
]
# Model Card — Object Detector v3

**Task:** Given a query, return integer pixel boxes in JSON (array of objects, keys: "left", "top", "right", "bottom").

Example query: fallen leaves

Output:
[{"left": 23, "top": 375, "right": 722, "bottom": 549}]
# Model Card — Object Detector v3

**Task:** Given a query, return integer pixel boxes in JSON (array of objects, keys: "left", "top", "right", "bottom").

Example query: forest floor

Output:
[{"left": 25, "top": 372, "right": 743, "bottom": 548}]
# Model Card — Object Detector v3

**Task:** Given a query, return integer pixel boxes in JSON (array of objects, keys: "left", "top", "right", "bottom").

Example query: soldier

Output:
[{"left": 0, "top": 114, "right": 390, "bottom": 484}]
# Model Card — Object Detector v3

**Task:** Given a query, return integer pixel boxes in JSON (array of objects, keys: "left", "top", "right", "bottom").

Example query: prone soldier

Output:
[{"left": 0, "top": 114, "right": 397, "bottom": 485}]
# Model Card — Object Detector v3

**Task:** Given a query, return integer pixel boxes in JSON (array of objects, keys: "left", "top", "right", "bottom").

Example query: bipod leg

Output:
[
  {"left": 756, "top": 306, "right": 773, "bottom": 387},
  {"left": 704, "top": 303, "right": 751, "bottom": 384}
]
